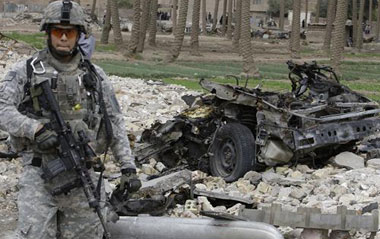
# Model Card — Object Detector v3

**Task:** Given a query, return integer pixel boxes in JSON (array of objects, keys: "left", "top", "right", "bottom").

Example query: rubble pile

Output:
[
  {"left": 0, "top": 160, "right": 21, "bottom": 236},
  {"left": 0, "top": 18, "right": 18, "bottom": 28},
  {"left": 12, "top": 12, "right": 43, "bottom": 23},
  {"left": 160, "top": 163, "right": 380, "bottom": 217},
  {"left": 111, "top": 76, "right": 199, "bottom": 135}
]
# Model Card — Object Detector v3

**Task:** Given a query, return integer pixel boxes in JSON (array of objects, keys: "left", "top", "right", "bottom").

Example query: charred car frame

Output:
[{"left": 136, "top": 61, "right": 380, "bottom": 182}]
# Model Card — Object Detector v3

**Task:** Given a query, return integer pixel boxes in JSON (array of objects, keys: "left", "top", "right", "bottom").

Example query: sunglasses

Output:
[{"left": 50, "top": 27, "right": 79, "bottom": 39}]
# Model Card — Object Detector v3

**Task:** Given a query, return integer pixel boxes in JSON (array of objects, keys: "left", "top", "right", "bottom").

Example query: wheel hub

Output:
[{"left": 220, "top": 139, "right": 236, "bottom": 173}]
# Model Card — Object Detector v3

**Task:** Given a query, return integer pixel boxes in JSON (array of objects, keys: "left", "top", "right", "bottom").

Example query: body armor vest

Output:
[{"left": 20, "top": 49, "right": 103, "bottom": 143}]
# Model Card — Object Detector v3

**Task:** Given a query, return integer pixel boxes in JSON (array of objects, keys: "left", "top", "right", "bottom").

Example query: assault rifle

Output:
[{"left": 37, "top": 80, "right": 111, "bottom": 239}]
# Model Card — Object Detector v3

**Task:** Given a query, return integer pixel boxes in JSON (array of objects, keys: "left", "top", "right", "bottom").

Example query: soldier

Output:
[{"left": 0, "top": 1, "right": 141, "bottom": 238}]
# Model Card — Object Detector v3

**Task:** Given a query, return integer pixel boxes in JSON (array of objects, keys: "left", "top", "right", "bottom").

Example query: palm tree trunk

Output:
[
  {"left": 100, "top": 0, "right": 111, "bottom": 44},
  {"left": 290, "top": 0, "right": 301, "bottom": 58},
  {"left": 148, "top": 0, "right": 158, "bottom": 47},
  {"left": 279, "top": 0, "right": 285, "bottom": 30},
  {"left": 110, "top": 0, "right": 123, "bottom": 46},
  {"left": 369, "top": 0, "right": 373, "bottom": 28},
  {"left": 202, "top": 0, "right": 207, "bottom": 35},
  {"left": 191, "top": 0, "right": 201, "bottom": 56},
  {"left": 356, "top": 0, "right": 364, "bottom": 49},
  {"left": 331, "top": 0, "right": 348, "bottom": 75},
  {"left": 168, "top": 0, "right": 189, "bottom": 62},
  {"left": 212, "top": 0, "right": 220, "bottom": 33},
  {"left": 315, "top": 0, "right": 321, "bottom": 23},
  {"left": 240, "top": 0, "right": 259, "bottom": 77},
  {"left": 137, "top": 0, "right": 151, "bottom": 53},
  {"left": 172, "top": 0, "right": 178, "bottom": 34},
  {"left": 221, "top": 0, "right": 228, "bottom": 35},
  {"left": 376, "top": 1, "right": 380, "bottom": 41},
  {"left": 352, "top": 0, "right": 358, "bottom": 46},
  {"left": 128, "top": 0, "right": 141, "bottom": 54},
  {"left": 232, "top": 0, "right": 242, "bottom": 52},
  {"left": 226, "top": 0, "right": 233, "bottom": 39},
  {"left": 304, "top": 0, "right": 308, "bottom": 28},
  {"left": 90, "top": 0, "right": 97, "bottom": 20},
  {"left": 323, "top": 0, "right": 336, "bottom": 52}
]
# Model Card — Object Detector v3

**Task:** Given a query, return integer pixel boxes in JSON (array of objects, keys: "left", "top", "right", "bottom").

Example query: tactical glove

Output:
[
  {"left": 120, "top": 168, "right": 141, "bottom": 193},
  {"left": 35, "top": 126, "right": 59, "bottom": 150}
]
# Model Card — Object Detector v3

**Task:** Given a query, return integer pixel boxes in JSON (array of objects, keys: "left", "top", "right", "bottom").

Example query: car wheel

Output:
[{"left": 210, "top": 123, "right": 256, "bottom": 182}]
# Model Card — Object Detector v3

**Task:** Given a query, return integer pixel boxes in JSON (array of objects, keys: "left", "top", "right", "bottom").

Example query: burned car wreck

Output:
[{"left": 136, "top": 61, "right": 380, "bottom": 182}]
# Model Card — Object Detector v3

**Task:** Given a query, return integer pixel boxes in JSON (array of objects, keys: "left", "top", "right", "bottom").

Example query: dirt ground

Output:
[{"left": 90, "top": 30, "right": 314, "bottom": 63}]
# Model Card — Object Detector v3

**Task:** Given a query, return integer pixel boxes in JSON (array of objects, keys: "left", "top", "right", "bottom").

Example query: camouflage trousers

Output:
[{"left": 16, "top": 165, "right": 105, "bottom": 239}]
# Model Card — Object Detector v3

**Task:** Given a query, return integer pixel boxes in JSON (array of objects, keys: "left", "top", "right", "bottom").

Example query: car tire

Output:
[{"left": 210, "top": 123, "right": 256, "bottom": 182}]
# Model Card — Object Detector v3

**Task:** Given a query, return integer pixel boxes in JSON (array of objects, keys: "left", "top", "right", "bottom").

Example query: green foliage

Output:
[
  {"left": 95, "top": 43, "right": 117, "bottom": 52},
  {"left": 94, "top": 59, "right": 380, "bottom": 102},
  {"left": 3, "top": 32, "right": 46, "bottom": 50},
  {"left": 267, "top": 0, "right": 293, "bottom": 17}
]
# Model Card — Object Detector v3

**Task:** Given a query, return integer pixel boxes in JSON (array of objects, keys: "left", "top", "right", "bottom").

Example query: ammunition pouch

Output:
[
  {"left": 42, "top": 154, "right": 95, "bottom": 181},
  {"left": 41, "top": 156, "right": 73, "bottom": 181}
]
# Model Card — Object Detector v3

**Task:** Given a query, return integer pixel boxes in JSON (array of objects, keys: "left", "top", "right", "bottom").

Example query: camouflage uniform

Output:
[{"left": 0, "top": 1, "right": 136, "bottom": 238}]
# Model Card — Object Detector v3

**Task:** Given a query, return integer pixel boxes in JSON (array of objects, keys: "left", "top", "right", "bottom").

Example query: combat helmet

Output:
[{"left": 40, "top": 0, "right": 86, "bottom": 33}]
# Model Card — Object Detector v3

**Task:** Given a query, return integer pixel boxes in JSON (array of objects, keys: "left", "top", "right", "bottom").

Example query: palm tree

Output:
[
  {"left": 110, "top": 0, "right": 123, "bottom": 46},
  {"left": 148, "top": 0, "right": 158, "bottom": 47},
  {"left": 221, "top": 0, "right": 228, "bottom": 35},
  {"left": 191, "top": 0, "right": 201, "bottom": 56},
  {"left": 172, "top": 0, "right": 178, "bottom": 33},
  {"left": 137, "top": 0, "right": 151, "bottom": 53},
  {"left": 304, "top": 0, "right": 309, "bottom": 28},
  {"left": 167, "top": 0, "right": 189, "bottom": 62},
  {"left": 212, "top": 0, "right": 220, "bottom": 33},
  {"left": 315, "top": 0, "right": 321, "bottom": 23},
  {"left": 290, "top": 0, "right": 301, "bottom": 58},
  {"left": 202, "top": 0, "right": 207, "bottom": 35},
  {"left": 101, "top": 0, "right": 111, "bottom": 44},
  {"left": 331, "top": 0, "right": 348, "bottom": 75},
  {"left": 369, "top": 0, "right": 373, "bottom": 28},
  {"left": 323, "top": 0, "right": 336, "bottom": 52},
  {"left": 90, "top": 0, "right": 97, "bottom": 21},
  {"left": 226, "top": 0, "right": 233, "bottom": 39},
  {"left": 376, "top": 1, "right": 380, "bottom": 40},
  {"left": 356, "top": 0, "right": 364, "bottom": 50},
  {"left": 232, "top": 0, "right": 242, "bottom": 52},
  {"left": 240, "top": 0, "right": 259, "bottom": 77},
  {"left": 128, "top": 0, "right": 141, "bottom": 54},
  {"left": 279, "top": 0, "right": 285, "bottom": 30},
  {"left": 352, "top": 0, "right": 358, "bottom": 46}
]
